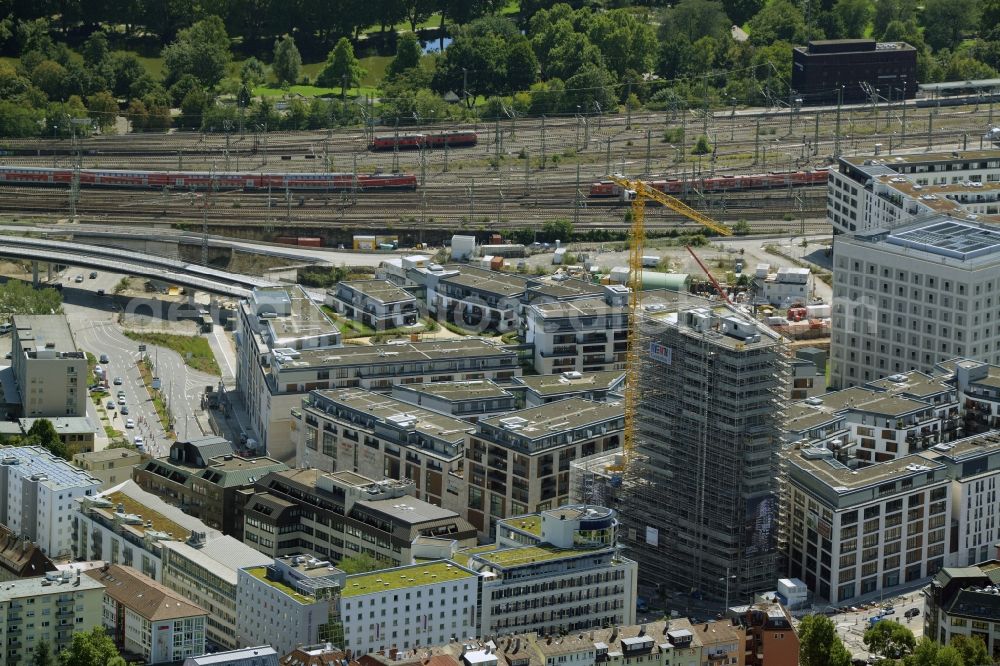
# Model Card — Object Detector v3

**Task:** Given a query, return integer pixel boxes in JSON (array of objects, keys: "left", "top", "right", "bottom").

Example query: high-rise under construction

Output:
[{"left": 617, "top": 299, "right": 788, "bottom": 605}]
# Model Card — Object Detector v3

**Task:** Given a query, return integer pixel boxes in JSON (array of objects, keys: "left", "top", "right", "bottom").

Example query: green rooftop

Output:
[
  {"left": 451, "top": 544, "right": 499, "bottom": 567},
  {"left": 245, "top": 566, "right": 315, "bottom": 605},
  {"left": 499, "top": 514, "right": 542, "bottom": 536},
  {"left": 105, "top": 491, "right": 191, "bottom": 541},
  {"left": 475, "top": 545, "right": 590, "bottom": 568},
  {"left": 341, "top": 561, "right": 475, "bottom": 597}
]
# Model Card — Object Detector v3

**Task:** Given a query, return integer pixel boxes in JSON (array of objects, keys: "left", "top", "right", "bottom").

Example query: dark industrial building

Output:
[{"left": 792, "top": 39, "right": 917, "bottom": 104}]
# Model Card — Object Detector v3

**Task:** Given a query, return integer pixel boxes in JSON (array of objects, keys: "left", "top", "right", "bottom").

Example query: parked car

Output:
[
  {"left": 117, "top": 396, "right": 126, "bottom": 406},
  {"left": 113, "top": 376, "right": 123, "bottom": 385},
  {"left": 905, "top": 608, "right": 920, "bottom": 618},
  {"left": 96, "top": 289, "right": 105, "bottom": 296},
  {"left": 134, "top": 435, "right": 144, "bottom": 446},
  {"left": 117, "top": 390, "right": 125, "bottom": 398},
  {"left": 120, "top": 405, "right": 129, "bottom": 415},
  {"left": 106, "top": 400, "right": 115, "bottom": 410},
  {"left": 74, "top": 275, "right": 84, "bottom": 283},
  {"left": 883, "top": 606, "right": 895, "bottom": 615},
  {"left": 99, "top": 354, "right": 109, "bottom": 363},
  {"left": 125, "top": 419, "right": 134, "bottom": 429},
  {"left": 89, "top": 272, "right": 97, "bottom": 279}
]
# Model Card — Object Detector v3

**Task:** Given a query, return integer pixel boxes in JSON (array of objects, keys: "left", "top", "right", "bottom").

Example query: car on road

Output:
[
  {"left": 99, "top": 354, "right": 109, "bottom": 363},
  {"left": 4, "top": 352, "right": 10, "bottom": 359},
  {"left": 116, "top": 390, "right": 125, "bottom": 398},
  {"left": 120, "top": 405, "right": 129, "bottom": 415},
  {"left": 89, "top": 272, "right": 97, "bottom": 279},
  {"left": 904, "top": 608, "right": 920, "bottom": 618},
  {"left": 97, "top": 289, "right": 105, "bottom": 296},
  {"left": 117, "top": 396, "right": 126, "bottom": 405},
  {"left": 883, "top": 606, "right": 895, "bottom": 615},
  {"left": 74, "top": 275, "right": 84, "bottom": 283},
  {"left": 134, "top": 435, "right": 144, "bottom": 446},
  {"left": 113, "top": 377, "right": 123, "bottom": 385},
  {"left": 125, "top": 419, "right": 134, "bottom": 429},
  {"left": 106, "top": 400, "right": 115, "bottom": 410}
]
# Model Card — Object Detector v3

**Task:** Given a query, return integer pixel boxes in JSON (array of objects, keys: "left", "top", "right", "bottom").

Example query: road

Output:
[{"left": 60, "top": 269, "right": 218, "bottom": 457}]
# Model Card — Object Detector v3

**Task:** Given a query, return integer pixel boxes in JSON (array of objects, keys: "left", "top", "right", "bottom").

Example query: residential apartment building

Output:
[
  {"left": 72, "top": 448, "right": 145, "bottom": 489},
  {"left": 0, "top": 523, "right": 56, "bottom": 581},
  {"left": 781, "top": 429, "right": 1000, "bottom": 604},
  {"left": 733, "top": 601, "right": 799, "bottom": 666},
  {"left": 235, "top": 286, "right": 341, "bottom": 460},
  {"left": 435, "top": 266, "right": 528, "bottom": 333},
  {"left": 924, "top": 560, "right": 1000, "bottom": 655},
  {"left": 512, "top": 371, "right": 625, "bottom": 408},
  {"left": 338, "top": 560, "right": 479, "bottom": 654},
  {"left": 294, "top": 388, "right": 473, "bottom": 510},
  {"left": 85, "top": 563, "right": 209, "bottom": 664},
  {"left": 942, "top": 358, "right": 1000, "bottom": 433},
  {"left": 465, "top": 399, "right": 624, "bottom": 537},
  {"left": 784, "top": 371, "right": 960, "bottom": 464},
  {"left": 826, "top": 150, "right": 1000, "bottom": 236},
  {"left": 71, "top": 479, "right": 270, "bottom": 650},
  {"left": 469, "top": 504, "right": 637, "bottom": 637},
  {"left": 0, "top": 572, "right": 105, "bottom": 665},
  {"left": 326, "top": 280, "right": 419, "bottom": 330},
  {"left": 623, "top": 301, "right": 788, "bottom": 602},
  {"left": 524, "top": 288, "right": 630, "bottom": 375},
  {"left": 0, "top": 445, "right": 100, "bottom": 557},
  {"left": 133, "top": 436, "right": 287, "bottom": 539},
  {"left": 1, "top": 417, "right": 96, "bottom": 453},
  {"left": 242, "top": 469, "right": 476, "bottom": 567},
  {"left": 390, "top": 381, "right": 517, "bottom": 422},
  {"left": 236, "top": 556, "right": 345, "bottom": 655},
  {"left": 831, "top": 216, "right": 1000, "bottom": 387},
  {"left": 10, "top": 315, "right": 87, "bottom": 418}
]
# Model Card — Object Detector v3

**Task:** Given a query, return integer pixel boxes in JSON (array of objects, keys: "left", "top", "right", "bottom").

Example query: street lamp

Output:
[{"left": 720, "top": 568, "right": 737, "bottom": 613}]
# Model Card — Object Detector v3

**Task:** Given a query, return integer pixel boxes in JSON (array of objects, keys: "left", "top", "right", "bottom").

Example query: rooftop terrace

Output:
[{"left": 340, "top": 561, "right": 474, "bottom": 597}]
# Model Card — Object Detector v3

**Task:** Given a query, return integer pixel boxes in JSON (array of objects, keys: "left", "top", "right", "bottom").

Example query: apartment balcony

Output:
[
  {"left": 581, "top": 333, "right": 608, "bottom": 344},
  {"left": 543, "top": 345, "right": 578, "bottom": 357}
]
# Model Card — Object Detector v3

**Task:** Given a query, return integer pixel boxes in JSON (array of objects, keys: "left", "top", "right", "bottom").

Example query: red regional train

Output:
[
  {"left": 588, "top": 169, "right": 830, "bottom": 197},
  {"left": 0, "top": 166, "right": 418, "bottom": 191},
  {"left": 369, "top": 130, "right": 478, "bottom": 151}
]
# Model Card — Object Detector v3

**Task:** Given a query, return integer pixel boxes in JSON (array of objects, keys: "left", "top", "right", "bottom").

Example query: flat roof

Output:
[
  {"left": 340, "top": 561, "right": 475, "bottom": 597},
  {"left": 73, "top": 448, "right": 143, "bottom": 464},
  {"left": 847, "top": 395, "right": 932, "bottom": 417},
  {"left": 0, "top": 573, "right": 105, "bottom": 601},
  {"left": 357, "top": 497, "right": 459, "bottom": 524},
  {"left": 479, "top": 398, "right": 624, "bottom": 440},
  {"left": 12, "top": 315, "right": 78, "bottom": 352},
  {"left": 392, "top": 379, "right": 512, "bottom": 402},
  {"left": 0, "top": 445, "right": 100, "bottom": 491},
  {"left": 841, "top": 150, "right": 1000, "bottom": 168},
  {"left": 514, "top": 371, "right": 625, "bottom": 396},
  {"left": 244, "top": 566, "right": 316, "bottom": 604},
  {"left": 286, "top": 338, "right": 514, "bottom": 369},
  {"left": 161, "top": 536, "right": 271, "bottom": 585},
  {"left": 887, "top": 220, "right": 1000, "bottom": 260},
  {"left": 786, "top": 449, "right": 948, "bottom": 493},
  {"left": 312, "top": 388, "right": 473, "bottom": 443},
  {"left": 439, "top": 266, "right": 528, "bottom": 297},
  {"left": 527, "top": 279, "right": 606, "bottom": 300},
  {"left": 254, "top": 286, "right": 339, "bottom": 346},
  {"left": 336, "top": 280, "right": 415, "bottom": 304},
  {"left": 498, "top": 514, "right": 542, "bottom": 536},
  {"left": 474, "top": 544, "right": 609, "bottom": 568},
  {"left": 531, "top": 296, "right": 624, "bottom": 319}
]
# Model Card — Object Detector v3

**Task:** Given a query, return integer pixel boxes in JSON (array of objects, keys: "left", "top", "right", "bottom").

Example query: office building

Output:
[
  {"left": 294, "top": 389, "right": 473, "bottom": 510},
  {"left": 236, "top": 286, "right": 341, "bottom": 460},
  {"left": 780, "top": 429, "right": 1000, "bottom": 604},
  {"left": 390, "top": 381, "right": 517, "bottom": 422},
  {"left": 0, "top": 523, "right": 56, "bottom": 581},
  {"left": 71, "top": 480, "right": 270, "bottom": 649},
  {"left": 133, "top": 436, "right": 287, "bottom": 539},
  {"left": 831, "top": 217, "right": 1000, "bottom": 387},
  {"left": 465, "top": 398, "right": 624, "bottom": 537},
  {"left": 242, "top": 469, "right": 476, "bottom": 566},
  {"left": 326, "top": 280, "right": 419, "bottom": 330},
  {"left": 0, "top": 571, "right": 105, "bottom": 664},
  {"left": 10, "top": 315, "right": 88, "bottom": 418},
  {"left": 72, "top": 448, "right": 145, "bottom": 489},
  {"left": 924, "top": 560, "right": 1000, "bottom": 654},
  {"left": 827, "top": 151, "right": 1000, "bottom": 236},
  {"left": 469, "top": 504, "right": 637, "bottom": 637},
  {"left": 512, "top": 371, "right": 625, "bottom": 408},
  {"left": 85, "top": 563, "right": 209, "bottom": 663},
  {"left": 524, "top": 288, "right": 630, "bottom": 375},
  {"left": 620, "top": 301, "right": 787, "bottom": 602},
  {"left": 791, "top": 39, "right": 916, "bottom": 104},
  {"left": 184, "top": 646, "right": 279, "bottom": 666},
  {"left": 236, "top": 556, "right": 344, "bottom": 655},
  {"left": 338, "top": 560, "right": 479, "bottom": 655},
  {"left": 0, "top": 445, "right": 100, "bottom": 558}
]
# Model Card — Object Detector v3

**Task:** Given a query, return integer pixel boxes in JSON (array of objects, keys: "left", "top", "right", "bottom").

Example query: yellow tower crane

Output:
[{"left": 607, "top": 175, "right": 732, "bottom": 466}]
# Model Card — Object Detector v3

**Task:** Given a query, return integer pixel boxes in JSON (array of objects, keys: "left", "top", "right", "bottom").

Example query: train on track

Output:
[
  {"left": 588, "top": 168, "right": 830, "bottom": 198},
  {"left": 369, "top": 130, "right": 478, "bottom": 151},
  {"left": 0, "top": 165, "right": 417, "bottom": 191}
]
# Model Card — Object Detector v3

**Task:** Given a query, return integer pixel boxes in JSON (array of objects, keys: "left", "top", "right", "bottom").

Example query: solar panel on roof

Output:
[{"left": 888, "top": 220, "right": 1000, "bottom": 259}]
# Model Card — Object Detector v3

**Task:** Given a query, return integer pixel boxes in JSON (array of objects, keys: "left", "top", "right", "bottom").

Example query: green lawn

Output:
[
  {"left": 123, "top": 330, "right": 221, "bottom": 375},
  {"left": 252, "top": 55, "right": 388, "bottom": 99}
]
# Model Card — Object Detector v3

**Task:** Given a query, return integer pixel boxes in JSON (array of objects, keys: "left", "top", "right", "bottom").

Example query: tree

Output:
[
  {"left": 31, "top": 60, "right": 67, "bottom": 100},
  {"left": 873, "top": 0, "right": 916, "bottom": 38},
  {"left": 733, "top": 219, "right": 750, "bottom": 235},
  {"left": 722, "top": 0, "right": 764, "bottom": 25},
  {"left": 161, "top": 16, "right": 232, "bottom": 88},
  {"left": 387, "top": 32, "right": 422, "bottom": 78},
  {"left": 179, "top": 88, "right": 210, "bottom": 129},
  {"left": 240, "top": 57, "right": 266, "bottom": 88},
  {"left": 949, "top": 635, "right": 989, "bottom": 666},
  {"left": 563, "top": 64, "right": 617, "bottom": 116},
  {"left": 81, "top": 32, "right": 109, "bottom": 68},
  {"left": 103, "top": 52, "right": 146, "bottom": 99},
  {"left": 505, "top": 39, "right": 539, "bottom": 93},
  {"left": 692, "top": 134, "right": 712, "bottom": 154},
  {"left": 541, "top": 218, "right": 573, "bottom": 242},
  {"left": 31, "top": 640, "right": 53, "bottom": 666},
  {"left": 527, "top": 78, "right": 566, "bottom": 115},
  {"left": 833, "top": 0, "right": 873, "bottom": 39},
  {"left": 799, "top": 615, "right": 852, "bottom": 666},
  {"left": 864, "top": 620, "right": 916, "bottom": 660},
  {"left": 86, "top": 91, "right": 119, "bottom": 132},
  {"left": 921, "top": 0, "right": 980, "bottom": 52},
  {"left": 401, "top": 0, "right": 435, "bottom": 32},
  {"left": 337, "top": 553, "right": 381, "bottom": 574},
  {"left": 317, "top": 38, "right": 366, "bottom": 91},
  {"left": 746, "top": 0, "right": 810, "bottom": 46},
  {"left": 662, "top": 0, "right": 732, "bottom": 43},
  {"left": 272, "top": 35, "right": 302, "bottom": 86},
  {"left": 58, "top": 627, "right": 119, "bottom": 666},
  {"left": 24, "top": 419, "right": 69, "bottom": 460}
]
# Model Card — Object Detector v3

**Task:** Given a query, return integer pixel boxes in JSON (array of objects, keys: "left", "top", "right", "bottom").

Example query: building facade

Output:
[
  {"left": 0, "top": 445, "right": 100, "bottom": 558},
  {"left": 10, "top": 315, "right": 88, "bottom": 418},
  {"left": 72, "top": 449, "right": 145, "bottom": 490},
  {"left": 390, "top": 381, "right": 517, "bottom": 422},
  {"left": 85, "top": 563, "right": 208, "bottom": 664},
  {"left": 524, "top": 289, "right": 630, "bottom": 375},
  {"left": 924, "top": 560, "right": 1000, "bottom": 657},
  {"left": 791, "top": 39, "right": 916, "bottom": 104},
  {"left": 326, "top": 280, "right": 419, "bottom": 330}
]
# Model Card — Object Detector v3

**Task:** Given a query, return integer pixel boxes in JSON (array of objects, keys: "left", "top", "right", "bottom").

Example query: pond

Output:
[{"left": 421, "top": 37, "right": 452, "bottom": 54}]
